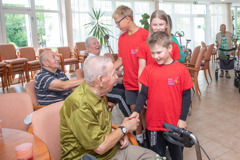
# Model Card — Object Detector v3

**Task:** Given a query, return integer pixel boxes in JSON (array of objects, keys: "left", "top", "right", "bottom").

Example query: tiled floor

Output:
[{"left": 1, "top": 61, "right": 240, "bottom": 160}]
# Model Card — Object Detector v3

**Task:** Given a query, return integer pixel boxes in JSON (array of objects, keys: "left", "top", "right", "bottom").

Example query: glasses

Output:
[{"left": 115, "top": 15, "right": 131, "bottom": 26}]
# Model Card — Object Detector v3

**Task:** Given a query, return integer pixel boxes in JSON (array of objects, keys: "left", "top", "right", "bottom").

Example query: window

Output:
[
  {"left": 2, "top": 0, "right": 30, "bottom": 7},
  {"left": 159, "top": 2, "right": 207, "bottom": 50},
  {"left": 4, "top": 13, "right": 31, "bottom": 47},
  {"left": 0, "top": 0, "right": 62, "bottom": 49}
]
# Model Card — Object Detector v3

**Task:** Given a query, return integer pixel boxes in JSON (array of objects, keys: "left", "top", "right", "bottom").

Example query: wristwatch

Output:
[{"left": 118, "top": 126, "right": 127, "bottom": 135}]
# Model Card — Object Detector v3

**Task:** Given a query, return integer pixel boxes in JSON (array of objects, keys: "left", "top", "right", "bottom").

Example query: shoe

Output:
[
  {"left": 226, "top": 72, "right": 231, "bottom": 78},
  {"left": 220, "top": 71, "right": 224, "bottom": 77}
]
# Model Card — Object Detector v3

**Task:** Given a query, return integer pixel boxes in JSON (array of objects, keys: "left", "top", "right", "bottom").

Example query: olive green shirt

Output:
[{"left": 60, "top": 81, "right": 119, "bottom": 160}]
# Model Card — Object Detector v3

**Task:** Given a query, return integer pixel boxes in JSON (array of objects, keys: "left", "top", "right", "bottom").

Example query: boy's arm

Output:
[
  {"left": 180, "top": 89, "right": 191, "bottom": 121},
  {"left": 178, "top": 89, "right": 191, "bottom": 129},
  {"left": 114, "top": 57, "right": 123, "bottom": 70},
  {"left": 133, "top": 84, "right": 148, "bottom": 114}
]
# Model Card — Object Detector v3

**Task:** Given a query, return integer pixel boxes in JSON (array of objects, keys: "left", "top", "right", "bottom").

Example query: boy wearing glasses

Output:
[{"left": 112, "top": 5, "right": 148, "bottom": 145}]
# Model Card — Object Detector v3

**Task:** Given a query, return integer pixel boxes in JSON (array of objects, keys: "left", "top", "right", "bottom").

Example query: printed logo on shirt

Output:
[
  {"left": 131, "top": 47, "right": 139, "bottom": 54},
  {"left": 168, "top": 77, "right": 180, "bottom": 85},
  {"left": 174, "top": 77, "right": 180, "bottom": 84}
]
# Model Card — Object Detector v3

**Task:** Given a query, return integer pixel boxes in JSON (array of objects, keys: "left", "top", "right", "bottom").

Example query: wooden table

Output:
[{"left": 0, "top": 128, "right": 50, "bottom": 160}]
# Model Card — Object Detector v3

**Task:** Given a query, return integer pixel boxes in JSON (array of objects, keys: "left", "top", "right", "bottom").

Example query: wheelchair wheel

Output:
[{"left": 215, "top": 70, "right": 218, "bottom": 81}]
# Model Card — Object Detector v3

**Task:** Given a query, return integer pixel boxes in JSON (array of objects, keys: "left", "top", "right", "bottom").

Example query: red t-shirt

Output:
[
  {"left": 118, "top": 27, "right": 149, "bottom": 90},
  {"left": 139, "top": 61, "right": 193, "bottom": 131},
  {"left": 137, "top": 41, "right": 181, "bottom": 65}
]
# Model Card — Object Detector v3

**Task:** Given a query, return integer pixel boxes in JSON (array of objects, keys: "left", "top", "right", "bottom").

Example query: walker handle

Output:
[
  {"left": 218, "top": 47, "right": 236, "bottom": 52},
  {"left": 163, "top": 122, "right": 192, "bottom": 137}
]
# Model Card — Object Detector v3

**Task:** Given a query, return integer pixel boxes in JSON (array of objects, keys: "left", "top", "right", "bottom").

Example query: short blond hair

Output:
[
  {"left": 147, "top": 31, "right": 172, "bottom": 49},
  {"left": 112, "top": 5, "right": 133, "bottom": 21}
]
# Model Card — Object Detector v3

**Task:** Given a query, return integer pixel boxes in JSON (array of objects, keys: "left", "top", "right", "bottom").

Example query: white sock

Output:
[{"left": 136, "top": 133, "right": 144, "bottom": 143}]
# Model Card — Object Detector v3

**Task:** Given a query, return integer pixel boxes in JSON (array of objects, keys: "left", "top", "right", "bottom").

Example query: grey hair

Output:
[
  {"left": 83, "top": 56, "right": 113, "bottom": 83},
  {"left": 39, "top": 50, "right": 51, "bottom": 67},
  {"left": 85, "top": 36, "right": 98, "bottom": 48}
]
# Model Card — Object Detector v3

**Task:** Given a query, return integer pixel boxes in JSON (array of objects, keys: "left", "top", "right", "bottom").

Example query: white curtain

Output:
[
  {"left": 71, "top": 0, "right": 155, "bottom": 55},
  {"left": 209, "top": 3, "right": 232, "bottom": 44}
]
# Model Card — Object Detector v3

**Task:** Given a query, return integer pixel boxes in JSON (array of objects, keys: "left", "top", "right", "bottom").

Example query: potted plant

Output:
[
  {"left": 139, "top": 13, "right": 150, "bottom": 31},
  {"left": 84, "top": 8, "right": 113, "bottom": 50}
]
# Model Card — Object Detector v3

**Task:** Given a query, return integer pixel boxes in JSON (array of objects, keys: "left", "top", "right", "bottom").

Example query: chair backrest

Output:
[
  {"left": 0, "top": 44, "right": 17, "bottom": 60},
  {"left": 205, "top": 44, "right": 214, "bottom": 61},
  {"left": 56, "top": 47, "right": 71, "bottom": 59},
  {"left": 190, "top": 46, "right": 201, "bottom": 64},
  {"left": 74, "top": 42, "right": 86, "bottom": 54},
  {"left": 19, "top": 47, "right": 36, "bottom": 61},
  {"left": 32, "top": 101, "right": 64, "bottom": 160},
  {"left": 25, "top": 80, "right": 38, "bottom": 107},
  {"left": 195, "top": 46, "right": 206, "bottom": 69},
  {"left": 0, "top": 93, "right": 33, "bottom": 131},
  {"left": 37, "top": 48, "right": 52, "bottom": 56},
  {"left": 75, "top": 68, "right": 84, "bottom": 79}
]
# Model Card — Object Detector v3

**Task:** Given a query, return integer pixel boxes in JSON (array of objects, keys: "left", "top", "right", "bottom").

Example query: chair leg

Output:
[
  {"left": 194, "top": 73, "right": 201, "bottom": 100},
  {"left": 1, "top": 76, "right": 5, "bottom": 92},
  {"left": 207, "top": 68, "right": 212, "bottom": 81},
  {"left": 204, "top": 69, "right": 209, "bottom": 85}
]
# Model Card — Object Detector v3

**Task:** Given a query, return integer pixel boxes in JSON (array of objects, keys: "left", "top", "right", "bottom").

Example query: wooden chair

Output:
[
  {"left": 37, "top": 48, "right": 52, "bottom": 57},
  {"left": 56, "top": 46, "right": 79, "bottom": 73},
  {"left": 74, "top": 42, "right": 88, "bottom": 66},
  {"left": 0, "top": 93, "right": 33, "bottom": 132},
  {"left": 183, "top": 46, "right": 201, "bottom": 68},
  {"left": 32, "top": 101, "right": 64, "bottom": 160},
  {"left": 200, "top": 43, "right": 214, "bottom": 85},
  {"left": 32, "top": 101, "right": 138, "bottom": 160},
  {"left": 0, "top": 62, "right": 8, "bottom": 92},
  {"left": 0, "top": 44, "right": 28, "bottom": 86},
  {"left": 187, "top": 46, "right": 207, "bottom": 100},
  {"left": 25, "top": 80, "right": 45, "bottom": 110},
  {"left": 19, "top": 47, "right": 41, "bottom": 81}
]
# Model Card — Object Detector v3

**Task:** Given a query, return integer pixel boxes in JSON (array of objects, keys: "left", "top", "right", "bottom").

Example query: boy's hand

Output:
[
  {"left": 121, "top": 117, "right": 140, "bottom": 132},
  {"left": 177, "top": 119, "right": 187, "bottom": 129},
  {"left": 128, "top": 111, "right": 139, "bottom": 119}
]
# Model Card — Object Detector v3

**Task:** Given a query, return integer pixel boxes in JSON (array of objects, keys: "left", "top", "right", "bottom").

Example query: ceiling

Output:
[{"left": 162, "top": 0, "right": 240, "bottom": 4}]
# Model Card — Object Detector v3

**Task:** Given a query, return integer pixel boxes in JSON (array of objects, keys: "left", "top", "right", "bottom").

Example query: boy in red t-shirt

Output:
[
  {"left": 112, "top": 5, "right": 149, "bottom": 145},
  {"left": 130, "top": 31, "right": 193, "bottom": 160}
]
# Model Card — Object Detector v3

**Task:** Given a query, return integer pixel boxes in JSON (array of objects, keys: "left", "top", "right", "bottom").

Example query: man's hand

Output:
[
  {"left": 128, "top": 111, "right": 139, "bottom": 120},
  {"left": 121, "top": 117, "right": 140, "bottom": 133},
  {"left": 177, "top": 119, "right": 187, "bottom": 129},
  {"left": 119, "top": 135, "right": 129, "bottom": 149}
]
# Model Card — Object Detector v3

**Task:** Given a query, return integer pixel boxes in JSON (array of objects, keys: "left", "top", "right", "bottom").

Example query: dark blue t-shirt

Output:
[{"left": 35, "top": 68, "right": 71, "bottom": 105}]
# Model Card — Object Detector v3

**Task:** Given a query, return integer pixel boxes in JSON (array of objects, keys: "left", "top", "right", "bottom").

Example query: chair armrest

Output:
[
  {"left": 34, "top": 105, "right": 45, "bottom": 111},
  {"left": 4, "top": 58, "right": 28, "bottom": 64},
  {"left": 28, "top": 124, "right": 33, "bottom": 134},
  {"left": 71, "top": 51, "right": 78, "bottom": 58},
  {"left": 187, "top": 67, "right": 199, "bottom": 72},
  {"left": 183, "top": 63, "right": 195, "bottom": 67},
  {"left": 112, "top": 125, "right": 139, "bottom": 146}
]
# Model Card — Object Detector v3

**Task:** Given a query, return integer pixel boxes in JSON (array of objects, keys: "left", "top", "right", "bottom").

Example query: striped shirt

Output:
[{"left": 35, "top": 68, "right": 71, "bottom": 105}]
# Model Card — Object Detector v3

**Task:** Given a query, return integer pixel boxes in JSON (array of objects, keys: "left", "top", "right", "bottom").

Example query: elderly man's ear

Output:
[{"left": 98, "top": 75, "right": 104, "bottom": 87}]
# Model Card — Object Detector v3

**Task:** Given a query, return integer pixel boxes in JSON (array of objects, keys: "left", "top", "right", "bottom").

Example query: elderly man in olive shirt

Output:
[{"left": 60, "top": 56, "right": 156, "bottom": 160}]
